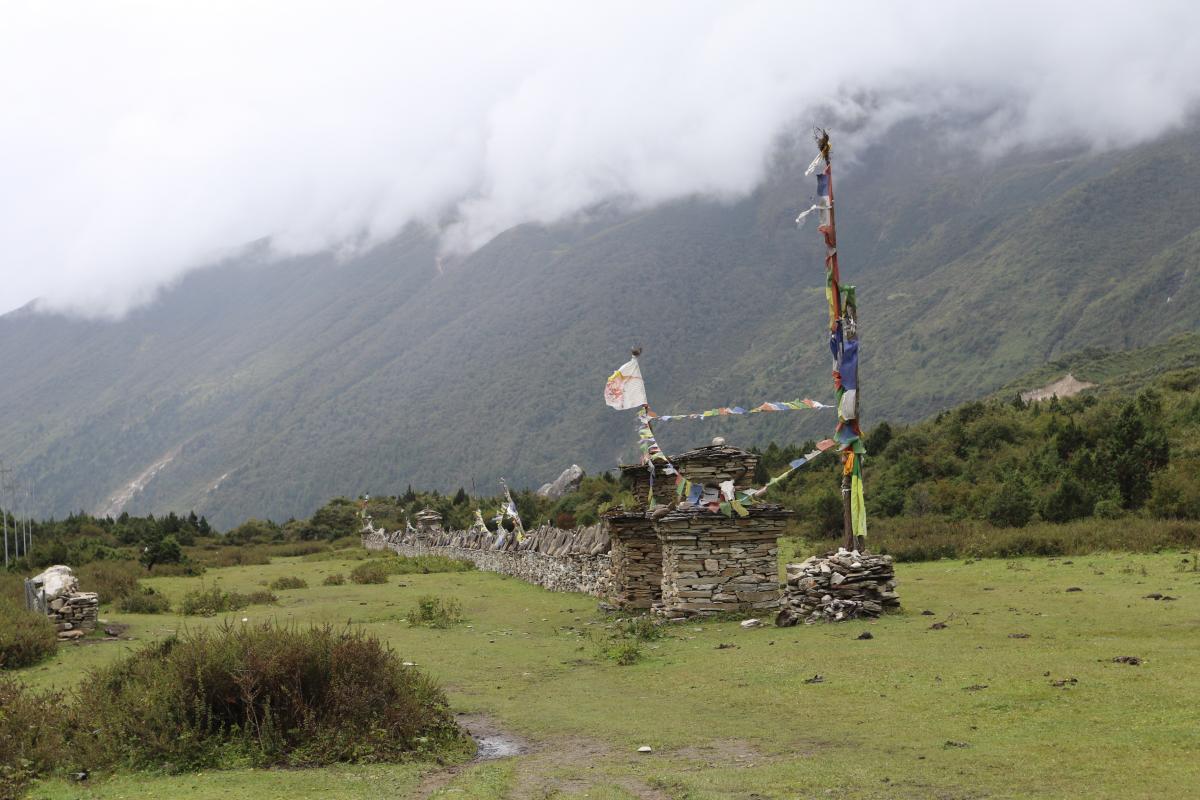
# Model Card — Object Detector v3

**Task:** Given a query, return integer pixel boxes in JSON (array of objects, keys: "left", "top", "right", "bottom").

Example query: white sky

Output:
[{"left": 2, "top": 0, "right": 1198, "bottom": 317}]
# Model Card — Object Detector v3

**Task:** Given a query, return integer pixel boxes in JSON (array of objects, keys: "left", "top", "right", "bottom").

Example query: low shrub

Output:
[
  {"left": 266, "top": 541, "right": 328, "bottom": 558},
  {"left": 0, "top": 678, "right": 67, "bottom": 799},
  {"left": 349, "top": 562, "right": 390, "bottom": 585},
  {"left": 607, "top": 639, "right": 643, "bottom": 666},
  {"left": 73, "top": 622, "right": 467, "bottom": 770},
  {"left": 322, "top": 573, "right": 346, "bottom": 586},
  {"left": 178, "top": 585, "right": 274, "bottom": 616},
  {"left": 0, "top": 601, "right": 58, "bottom": 670},
  {"left": 863, "top": 516, "right": 1200, "bottom": 561},
  {"left": 180, "top": 585, "right": 249, "bottom": 616},
  {"left": 269, "top": 576, "right": 309, "bottom": 590},
  {"left": 614, "top": 615, "right": 667, "bottom": 641},
  {"left": 407, "top": 596, "right": 464, "bottom": 629},
  {"left": 366, "top": 554, "right": 475, "bottom": 575},
  {"left": 192, "top": 546, "right": 273, "bottom": 568},
  {"left": 150, "top": 561, "right": 206, "bottom": 577},
  {"left": 302, "top": 547, "right": 368, "bottom": 562},
  {"left": 116, "top": 586, "right": 171, "bottom": 614},
  {"left": 76, "top": 559, "right": 142, "bottom": 604}
]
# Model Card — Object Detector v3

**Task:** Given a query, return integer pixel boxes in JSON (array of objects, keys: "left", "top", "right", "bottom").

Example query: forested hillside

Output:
[{"left": 1, "top": 123, "right": 1197, "bottom": 527}]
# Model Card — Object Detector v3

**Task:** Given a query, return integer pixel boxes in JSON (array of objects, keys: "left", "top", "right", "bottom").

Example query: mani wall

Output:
[
  {"left": 361, "top": 443, "right": 898, "bottom": 620},
  {"left": 362, "top": 519, "right": 614, "bottom": 597}
]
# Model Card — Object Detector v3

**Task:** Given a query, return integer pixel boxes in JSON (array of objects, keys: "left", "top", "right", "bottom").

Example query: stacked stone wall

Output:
[
  {"left": 655, "top": 506, "right": 788, "bottom": 617},
  {"left": 45, "top": 593, "right": 99, "bottom": 640},
  {"left": 606, "top": 514, "right": 662, "bottom": 609},
  {"left": 361, "top": 522, "right": 612, "bottom": 597}
]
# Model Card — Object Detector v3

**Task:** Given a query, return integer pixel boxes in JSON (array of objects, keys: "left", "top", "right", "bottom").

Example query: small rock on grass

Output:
[
  {"left": 921, "top": 610, "right": 935, "bottom": 616},
  {"left": 929, "top": 622, "right": 948, "bottom": 630},
  {"left": 1008, "top": 633, "right": 1030, "bottom": 639},
  {"left": 740, "top": 618, "right": 762, "bottom": 629},
  {"left": 1065, "top": 587, "right": 1083, "bottom": 592},
  {"left": 1113, "top": 656, "right": 1143, "bottom": 665},
  {"left": 856, "top": 631, "right": 873, "bottom": 640},
  {"left": 637, "top": 745, "right": 653, "bottom": 753}
]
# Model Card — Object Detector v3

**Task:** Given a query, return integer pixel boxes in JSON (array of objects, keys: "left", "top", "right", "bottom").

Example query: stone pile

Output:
[
  {"left": 776, "top": 549, "right": 899, "bottom": 625},
  {"left": 24, "top": 565, "right": 100, "bottom": 640},
  {"left": 655, "top": 505, "right": 789, "bottom": 617}
]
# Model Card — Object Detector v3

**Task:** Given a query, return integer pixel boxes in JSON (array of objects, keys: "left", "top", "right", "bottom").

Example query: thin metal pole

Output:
[{"left": 0, "top": 463, "right": 10, "bottom": 569}]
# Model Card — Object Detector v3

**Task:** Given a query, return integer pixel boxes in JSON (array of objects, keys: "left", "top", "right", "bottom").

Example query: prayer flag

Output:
[{"left": 604, "top": 357, "right": 647, "bottom": 410}]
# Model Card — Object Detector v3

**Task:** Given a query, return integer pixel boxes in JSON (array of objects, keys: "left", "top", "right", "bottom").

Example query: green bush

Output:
[
  {"left": 367, "top": 554, "right": 475, "bottom": 575},
  {"left": 179, "top": 585, "right": 274, "bottom": 616},
  {"left": 0, "top": 677, "right": 66, "bottom": 799},
  {"left": 269, "top": 576, "right": 309, "bottom": 590},
  {"left": 1150, "top": 464, "right": 1200, "bottom": 519},
  {"left": 349, "top": 562, "right": 390, "bottom": 585},
  {"left": 0, "top": 601, "right": 58, "bottom": 670},
  {"left": 322, "top": 573, "right": 346, "bottom": 586},
  {"left": 77, "top": 559, "right": 142, "bottom": 604},
  {"left": 986, "top": 482, "right": 1033, "bottom": 528},
  {"left": 615, "top": 616, "right": 666, "bottom": 641},
  {"left": 407, "top": 596, "right": 464, "bottom": 629},
  {"left": 607, "top": 639, "right": 642, "bottom": 666},
  {"left": 117, "top": 586, "right": 171, "bottom": 614},
  {"left": 302, "top": 547, "right": 368, "bottom": 563},
  {"left": 73, "top": 622, "right": 468, "bottom": 771}
]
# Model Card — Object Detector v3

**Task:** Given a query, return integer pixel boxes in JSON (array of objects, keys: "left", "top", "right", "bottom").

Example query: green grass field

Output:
[{"left": 18, "top": 546, "right": 1200, "bottom": 799}]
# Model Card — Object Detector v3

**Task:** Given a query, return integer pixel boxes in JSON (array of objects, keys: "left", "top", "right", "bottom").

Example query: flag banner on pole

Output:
[
  {"left": 650, "top": 397, "right": 832, "bottom": 422},
  {"left": 604, "top": 357, "right": 647, "bottom": 410}
]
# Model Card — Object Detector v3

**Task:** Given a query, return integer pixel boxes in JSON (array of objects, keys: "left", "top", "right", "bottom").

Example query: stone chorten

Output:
[
  {"left": 413, "top": 508, "right": 444, "bottom": 543},
  {"left": 604, "top": 442, "right": 790, "bottom": 616}
]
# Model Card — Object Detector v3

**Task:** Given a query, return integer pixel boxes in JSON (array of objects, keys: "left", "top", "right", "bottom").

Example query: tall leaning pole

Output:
[{"left": 809, "top": 130, "right": 865, "bottom": 553}]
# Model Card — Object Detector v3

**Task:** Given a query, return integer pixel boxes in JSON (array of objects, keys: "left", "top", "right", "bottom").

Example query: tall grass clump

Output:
[
  {"left": 74, "top": 622, "right": 467, "bottom": 770},
  {"left": 366, "top": 554, "right": 475, "bottom": 575},
  {"left": 269, "top": 576, "right": 308, "bottom": 590},
  {"left": 0, "top": 678, "right": 67, "bottom": 799},
  {"left": 179, "top": 585, "right": 277, "bottom": 616},
  {"left": 867, "top": 517, "right": 1200, "bottom": 562},
  {"left": 76, "top": 560, "right": 142, "bottom": 604},
  {"left": 116, "top": 586, "right": 171, "bottom": 614},
  {"left": 0, "top": 601, "right": 58, "bottom": 670},
  {"left": 407, "top": 596, "right": 464, "bottom": 629},
  {"left": 322, "top": 573, "right": 346, "bottom": 586},
  {"left": 349, "top": 562, "right": 390, "bottom": 585}
]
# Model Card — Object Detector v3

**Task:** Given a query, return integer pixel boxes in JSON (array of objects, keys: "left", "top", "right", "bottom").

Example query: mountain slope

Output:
[{"left": 1, "top": 124, "right": 1197, "bottom": 527}]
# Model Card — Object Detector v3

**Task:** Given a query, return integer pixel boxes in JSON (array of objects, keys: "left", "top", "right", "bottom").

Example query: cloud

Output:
[{"left": 2, "top": 0, "right": 1198, "bottom": 316}]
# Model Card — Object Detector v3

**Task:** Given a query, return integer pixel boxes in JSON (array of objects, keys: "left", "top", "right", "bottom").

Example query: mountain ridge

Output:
[{"left": 2, "top": 124, "right": 1196, "bottom": 527}]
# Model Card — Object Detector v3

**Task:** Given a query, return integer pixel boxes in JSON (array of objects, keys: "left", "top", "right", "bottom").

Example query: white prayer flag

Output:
[{"left": 604, "top": 357, "right": 647, "bottom": 410}]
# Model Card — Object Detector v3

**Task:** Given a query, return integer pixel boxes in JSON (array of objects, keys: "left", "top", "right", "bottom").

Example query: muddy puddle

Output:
[{"left": 456, "top": 713, "right": 530, "bottom": 761}]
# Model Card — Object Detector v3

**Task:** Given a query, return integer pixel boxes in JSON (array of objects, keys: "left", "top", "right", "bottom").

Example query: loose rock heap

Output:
[
  {"left": 776, "top": 549, "right": 899, "bottom": 625},
  {"left": 25, "top": 565, "right": 100, "bottom": 640}
]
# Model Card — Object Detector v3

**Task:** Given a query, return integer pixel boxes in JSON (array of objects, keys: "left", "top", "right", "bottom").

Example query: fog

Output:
[{"left": 2, "top": 1, "right": 1198, "bottom": 316}]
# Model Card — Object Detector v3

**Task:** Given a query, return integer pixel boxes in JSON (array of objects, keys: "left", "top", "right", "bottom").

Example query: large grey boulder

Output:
[{"left": 536, "top": 464, "right": 584, "bottom": 499}]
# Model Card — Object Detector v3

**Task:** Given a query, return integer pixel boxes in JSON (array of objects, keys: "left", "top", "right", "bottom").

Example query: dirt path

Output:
[{"left": 416, "top": 712, "right": 772, "bottom": 799}]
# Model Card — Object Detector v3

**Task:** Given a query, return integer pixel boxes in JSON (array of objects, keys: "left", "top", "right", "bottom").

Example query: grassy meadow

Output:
[{"left": 15, "top": 544, "right": 1200, "bottom": 799}]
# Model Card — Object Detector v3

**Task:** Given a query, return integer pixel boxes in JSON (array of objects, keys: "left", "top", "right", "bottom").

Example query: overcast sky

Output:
[{"left": 2, "top": 1, "right": 1198, "bottom": 317}]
